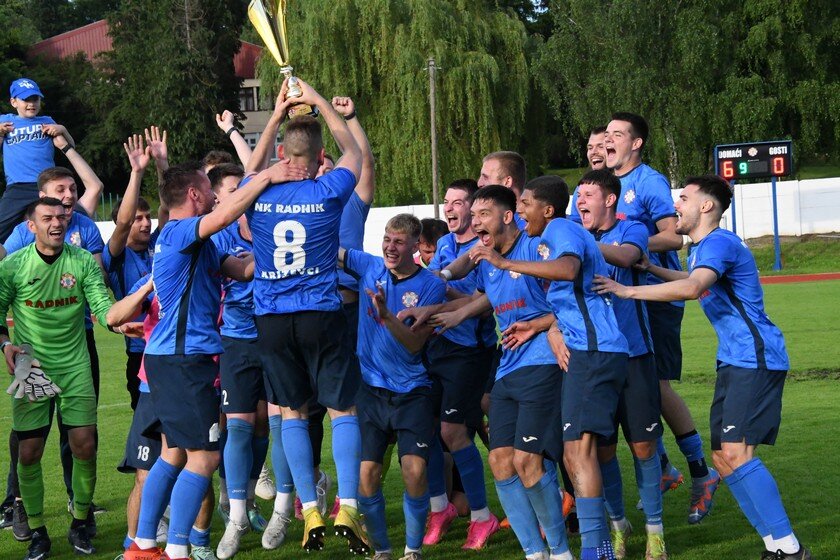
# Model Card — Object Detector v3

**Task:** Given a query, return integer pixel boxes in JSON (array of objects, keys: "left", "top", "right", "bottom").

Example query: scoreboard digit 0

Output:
[{"left": 715, "top": 140, "right": 793, "bottom": 180}]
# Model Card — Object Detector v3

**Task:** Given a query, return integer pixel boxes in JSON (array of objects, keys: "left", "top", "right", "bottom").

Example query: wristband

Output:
[
  {"left": 225, "top": 127, "right": 237, "bottom": 137},
  {"left": 344, "top": 110, "right": 356, "bottom": 121},
  {"left": 440, "top": 269, "right": 453, "bottom": 281},
  {"left": 60, "top": 144, "right": 72, "bottom": 154}
]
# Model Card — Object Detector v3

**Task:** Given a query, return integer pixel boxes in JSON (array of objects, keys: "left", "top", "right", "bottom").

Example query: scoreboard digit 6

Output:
[{"left": 715, "top": 140, "right": 793, "bottom": 180}]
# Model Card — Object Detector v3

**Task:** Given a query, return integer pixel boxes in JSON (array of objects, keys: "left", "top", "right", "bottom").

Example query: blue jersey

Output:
[
  {"left": 688, "top": 228, "right": 789, "bottom": 371},
  {"left": 103, "top": 241, "right": 153, "bottom": 353},
  {"left": 475, "top": 233, "right": 556, "bottom": 379},
  {"left": 428, "top": 233, "right": 496, "bottom": 348},
  {"left": 539, "top": 218, "right": 627, "bottom": 353},
  {"left": 0, "top": 114, "right": 56, "bottom": 185},
  {"left": 593, "top": 220, "right": 653, "bottom": 357},
  {"left": 345, "top": 249, "right": 446, "bottom": 393},
  {"left": 246, "top": 168, "right": 355, "bottom": 315},
  {"left": 337, "top": 191, "right": 370, "bottom": 292},
  {"left": 145, "top": 217, "right": 227, "bottom": 356},
  {"left": 212, "top": 222, "right": 257, "bottom": 340}
]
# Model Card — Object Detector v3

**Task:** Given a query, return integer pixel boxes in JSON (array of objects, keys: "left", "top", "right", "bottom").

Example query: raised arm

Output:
[
  {"left": 53, "top": 135, "right": 103, "bottom": 218},
  {"left": 145, "top": 126, "right": 169, "bottom": 189},
  {"left": 246, "top": 86, "right": 293, "bottom": 174},
  {"left": 108, "top": 135, "right": 151, "bottom": 258},
  {"left": 216, "top": 110, "right": 252, "bottom": 168},
  {"left": 330, "top": 97, "right": 375, "bottom": 204}
]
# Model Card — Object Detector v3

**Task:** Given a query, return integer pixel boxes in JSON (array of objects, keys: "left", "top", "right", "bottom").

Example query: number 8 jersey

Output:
[{"left": 246, "top": 167, "right": 356, "bottom": 315}]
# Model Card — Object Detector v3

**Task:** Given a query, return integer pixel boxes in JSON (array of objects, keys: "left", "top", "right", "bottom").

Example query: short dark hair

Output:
[
  {"left": 446, "top": 178, "right": 478, "bottom": 198},
  {"left": 611, "top": 112, "right": 649, "bottom": 150},
  {"left": 419, "top": 218, "right": 448, "bottom": 245},
  {"left": 579, "top": 169, "right": 621, "bottom": 199},
  {"left": 201, "top": 150, "right": 234, "bottom": 169},
  {"left": 471, "top": 184, "right": 517, "bottom": 214},
  {"left": 37, "top": 167, "right": 74, "bottom": 191},
  {"left": 111, "top": 197, "right": 151, "bottom": 223},
  {"left": 524, "top": 176, "right": 569, "bottom": 219},
  {"left": 159, "top": 161, "right": 204, "bottom": 208},
  {"left": 26, "top": 196, "right": 64, "bottom": 219},
  {"left": 385, "top": 213, "right": 422, "bottom": 239},
  {"left": 484, "top": 151, "right": 527, "bottom": 191},
  {"left": 283, "top": 116, "right": 323, "bottom": 161},
  {"left": 684, "top": 175, "right": 732, "bottom": 213},
  {"left": 207, "top": 163, "right": 244, "bottom": 192},
  {"left": 589, "top": 125, "right": 607, "bottom": 136}
]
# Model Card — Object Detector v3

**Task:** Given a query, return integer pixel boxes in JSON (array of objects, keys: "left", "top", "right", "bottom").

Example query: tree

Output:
[{"left": 255, "top": 0, "right": 534, "bottom": 205}]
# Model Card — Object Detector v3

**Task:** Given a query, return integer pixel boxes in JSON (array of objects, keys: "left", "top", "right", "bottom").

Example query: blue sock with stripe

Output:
[
  {"left": 403, "top": 492, "right": 429, "bottom": 551},
  {"left": 269, "top": 416, "right": 294, "bottom": 495},
  {"left": 189, "top": 526, "right": 210, "bottom": 547},
  {"left": 359, "top": 491, "right": 390, "bottom": 552},
  {"left": 167, "top": 470, "right": 210, "bottom": 546},
  {"left": 676, "top": 431, "right": 709, "bottom": 478},
  {"left": 451, "top": 444, "right": 487, "bottom": 511},
  {"left": 600, "top": 456, "right": 625, "bottom": 521},
  {"left": 136, "top": 458, "right": 179, "bottom": 541},
  {"left": 331, "top": 416, "right": 361, "bottom": 501},
  {"left": 281, "top": 418, "right": 316, "bottom": 504},
  {"left": 225, "top": 418, "right": 254, "bottom": 502},
  {"left": 524, "top": 467, "right": 570, "bottom": 556},
  {"left": 634, "top": 455, "right": 663, "bottom": 525},
  {"left": 495, "top": 475, "right": 544, "bottom": 556}
]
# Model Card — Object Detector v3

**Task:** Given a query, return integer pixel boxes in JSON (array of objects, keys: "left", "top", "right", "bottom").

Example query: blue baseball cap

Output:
[{"left": 10, "top": 78, "right": 44, "bottom": 100}]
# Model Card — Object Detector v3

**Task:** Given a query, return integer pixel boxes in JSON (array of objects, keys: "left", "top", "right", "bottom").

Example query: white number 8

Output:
[{"left": 273, "top": 220, "right": 307, "bottom": 273}]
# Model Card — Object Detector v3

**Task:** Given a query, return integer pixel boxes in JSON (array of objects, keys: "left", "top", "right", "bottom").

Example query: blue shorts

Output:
[
  {"left": 485, "top": 346, "right": 502, "bottom": 394},
  {"left": 426, "top": 335, "right": 494, "bottom": 425},
  {"left": 710, "top": 365, "right": 786, "bottom": 450},
  {"left": 357, "top": 383, "right": 435, "bottom": 463},
  {"left": 117, "top": 391, "right": 162, "bottom": 473},
  {"left": 220, "top": 336, "right": 266, "bottom": 414},
  {"left": 562, "top": 350, "right": 627, "bottom": 441},
  {"left": 144, "top": 354, "right": 221, "bottom": 451},
  {"left": 602, "top": 353, "right": 662, "bottom": 445},
  {"left": 489, "top": 364, "right": 564, "bottom": 461},
  {"left": 256, "top": 310, "right": 359, "bottom": 412},
  {"left": 0, "top": 182, "right": 38, "bottom": 243},
  {"left": 646, "top": 301, "right": 684, "bottom": 381}
]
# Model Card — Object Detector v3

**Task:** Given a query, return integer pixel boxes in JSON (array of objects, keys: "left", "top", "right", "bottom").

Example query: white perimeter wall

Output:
[{"left": 93, "top": 177, "right": 840, "bottom": 255}]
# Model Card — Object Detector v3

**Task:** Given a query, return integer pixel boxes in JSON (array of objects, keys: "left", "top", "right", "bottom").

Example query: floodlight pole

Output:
[{"left": 428, "top": 58, "right": 440, "bottom": 219}]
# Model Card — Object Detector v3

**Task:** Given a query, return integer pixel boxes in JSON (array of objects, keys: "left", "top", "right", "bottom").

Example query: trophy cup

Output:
[{"left": 248, "top": 0, "right": 316, "bottom": 118}]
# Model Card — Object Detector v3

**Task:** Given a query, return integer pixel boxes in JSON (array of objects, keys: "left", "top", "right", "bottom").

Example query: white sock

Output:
[
  {"left": 247, "top": 479, "right": 257, "bottom": 500},
  {"left": 134, "top": 537, "right": 157, "bottom": 550},
  {"left": 774, "top": 534, "right": 801, "bottom": 555},
  {"left": 610, "top": 517, "right": 629, "bottom": 532},
  {"left": 301, "top": 500, "right": 317, "bottom": 511},
  {"left": 550, "top": 551, "right": 575, "bottom": 560},
  {"left": 645, "top": 523, "right": 664, "bottom": 535},
  {"left": 339, "top": 498, "right": 358, "bottom": 509},
  {"left": 762, "top": 535, "right": 775, "bottom": 551},
  {"left": 274, "top": 492, "right": 294, "bottom": 515},
  {"left": 219, "top": 478, "right": 229, "bottom": 506},
  {"left": 405, "top": 545, "right": 421, "bottom": 554},
  {"left": 429, "top": 494, "right": 449, "bottom": 513},
  {"left": 470, "top": 506, "right": 490, "bottom": 522},
  {"left": 164, "top": 543, "right": 189, "bottom": 559},
  {"left": 229, "top": 498, "right": 248, "bottom": 525}
]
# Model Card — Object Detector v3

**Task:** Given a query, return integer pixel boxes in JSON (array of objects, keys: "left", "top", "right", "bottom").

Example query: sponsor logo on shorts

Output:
[
  {"left": 209, "top": 422, "right": 220, "bottom": 442},
  {"left": 59, "top": 272, "right": 76, "bottom": 290},
  {"left": 416, "top": 442, "right": 428, "bottom": 448},
  {"left": 563, "top": 423, "right": 571, "bottom": 431},
  {"left": 645, "top": 422, "right": 659, "bottom": 432},
  {"left": 723, "top": 425, "right": 736, "bottom": 433},
  {"left": 444, "top": 408, "right": 458, "bottom": 415},
  {"left": 522, "top": 436, "right": 538, "bottom": 443}
]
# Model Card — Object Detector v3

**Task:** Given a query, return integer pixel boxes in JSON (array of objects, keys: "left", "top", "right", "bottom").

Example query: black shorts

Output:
[
  {"left": 426, "top": 336, "right": 494, "bottom": 424},
  {"left": 489, "top": 364, "right": 564, "bottom": 461},
  {"left": 485, "top": 346, "right": 502, "bottom": 394},
  {"left": 144, "top": 354, "right": 221, "bottom": 451},
  {"left": 256, "top": 310, "right": 359, "bottom": 411},
  {"left": 220, "top": 336, "right": 266, "bottom": 414},
  {"left": 562, "top": 350, "right": 627, "bottom": 442},
  {"left": 118, "top": 392, "right": 162, "bottom": 473},
  {"left": 647, "top": 301, "right": 684, "bottom": 381},
  {"left": 602, "top": 353, "right": 662, "bottom": 445},
  {"left": 357, "top": 383, "right": 435, "bottom": 463},
  {"left": 710, "top": 365, "right": 786, "bottom": 450}
]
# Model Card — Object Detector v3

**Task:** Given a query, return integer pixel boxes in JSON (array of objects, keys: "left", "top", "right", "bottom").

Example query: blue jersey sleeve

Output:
[
  {"left": 320, "top": 167, "right": 356, "bottom": 206},
  {"left": 3, "top": 223, "right": 28, "bottom": 255},
  {"left": 639, "top": 173, "right": 676, "bottom": 224},
  {"left": 690, "top": 233, "right": 736, "bottom": 278},
  {"left": 621, "top": 220, "right": 649, "bottom": 254},
  {"left": 344, "top": 249, "right": 378, "bottom": 281},
  {"left": 81, "top": 218, "right": 105, "bottom": 254},
  {"left": 474, "top": 261, "right": 487, "bottom": 292},
  {"left": 546, "top": 222, "right": 584, "bottom": 261}
]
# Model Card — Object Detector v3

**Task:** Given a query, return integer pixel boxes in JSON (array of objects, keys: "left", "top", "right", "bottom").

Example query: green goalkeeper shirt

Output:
[{"left": 0, "top": 243, "right": 112, "bottom": 376}]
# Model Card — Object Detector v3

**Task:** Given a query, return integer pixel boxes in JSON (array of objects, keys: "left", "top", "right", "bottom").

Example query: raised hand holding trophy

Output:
[{"left": 248, "top": 0, "right": 317, "bottom": 118}]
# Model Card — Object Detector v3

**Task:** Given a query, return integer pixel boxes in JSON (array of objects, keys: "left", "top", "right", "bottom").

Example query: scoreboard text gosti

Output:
[{"left": 715, "top": 140, "right": 793, "bottom": 180}]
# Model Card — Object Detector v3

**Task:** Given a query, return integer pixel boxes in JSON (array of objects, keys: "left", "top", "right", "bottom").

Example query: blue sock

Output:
[
  {"left": 733, "top": 458, "right": 791, "bottom": 539},
  {"left": 633, "top": 455, "right": 663, "bottom": 525},
  {"left": 427, "top": 437, "right": 446, "bottom": 498},
  {"left": 577, "top": 496, "right": 607, "bottom": 552},
  {"left": 495, "top": 475, "right": 544, "bottom": 556},
  {"left": 218, "top": 429, "right": 227, "bottom": 480},
  {"left": 136, "top": 458, "right": 180, "bottom": 540},
  {"left": 676, "top": 431, "right": 709, "bottom": 478},
  {"left": 225, "top": 418, "right": 254, "bottom": 502},
  {"left": 167, "top": 470, "right": 211, "bottom": 546},
  {"left": 724, "top": 469, "right": 768, "bottom": 536},
  {"left": 451, "top": 444, "right": 487, "bottom": 510},
  {"left": 403, "top": 492, "right": 429, "bottom": 551},
  {"left": 269, "top": 416, "right": 294, "bottom": 495},
  {"left": 524, "top": 468, "right": 570, "bottom": 555},
  {"left": 123, "top": 534, "right": 133, "bottom": 549},
  {"left": 189, "top": 526, "right": 210, "bottom": 547},
  {"left": 359, "top": 491, "right": 390, "bottom": 552},
  {"left": 281, "top": 418, "right": 316, "bottom": 504},
  {"left": 600, "top": 457, "right": 624, "bottom": 521},
  {"left": 331, "top": 416, "right": 361, "bottom": 501},
  {"left": 250, "top": 435, "right": 269, "bottom": 480}
]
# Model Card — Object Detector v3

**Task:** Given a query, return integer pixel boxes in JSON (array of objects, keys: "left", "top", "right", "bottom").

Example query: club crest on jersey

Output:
[
  {"left": 509, "top": 270, "right": 521, "bottom": 279},
  {"left": 624, "top": 189, "right": 636, "bottom": 204},
  {"left": 69, "top": 231, "right": 82, "bottom": 246},
  {"left": 537, "top": 243, "right": 550, "bottom": 260},
  {"left": 59, "top": 273, "right": 76, "bottom": 290},
  {"left": 401, "top": 291, "right": 419, "bottom": 308}
]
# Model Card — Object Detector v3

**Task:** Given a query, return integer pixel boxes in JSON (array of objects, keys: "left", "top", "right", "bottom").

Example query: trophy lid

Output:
[{"left": 248, "top": 0, "right": 291, "bottom": 66}]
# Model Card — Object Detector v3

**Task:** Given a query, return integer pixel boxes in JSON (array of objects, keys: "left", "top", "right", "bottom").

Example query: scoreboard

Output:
[{"left": 715, "top": 140, "right": 793, "bottom": 180}]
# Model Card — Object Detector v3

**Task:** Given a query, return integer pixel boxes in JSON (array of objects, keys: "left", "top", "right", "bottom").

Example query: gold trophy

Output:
[{"left": 248, "top": 0, "right": 316, "bottom": 118}]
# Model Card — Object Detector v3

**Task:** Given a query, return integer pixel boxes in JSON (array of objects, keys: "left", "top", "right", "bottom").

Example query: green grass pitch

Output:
[{"left": 0, "top": 280, "right": 837, "bottom": 559}]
